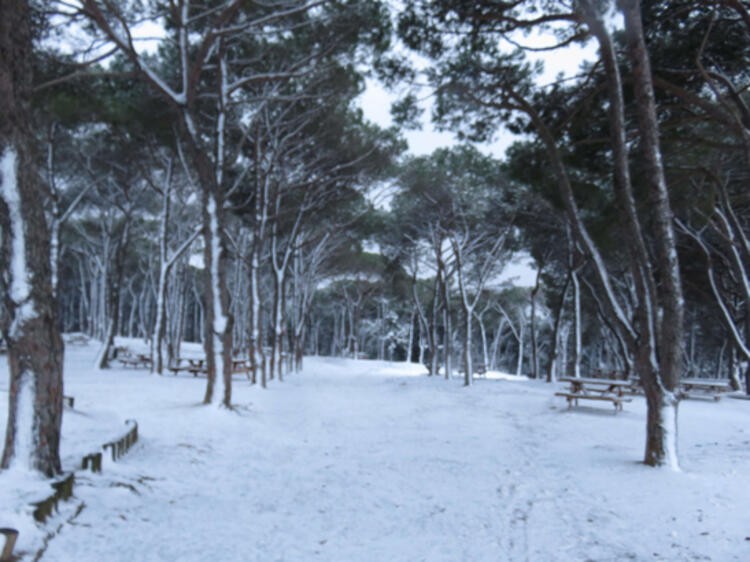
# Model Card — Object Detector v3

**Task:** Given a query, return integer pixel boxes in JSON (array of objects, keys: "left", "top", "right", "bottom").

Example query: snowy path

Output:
[{"left": 3, "top": 347, "right": 750, "bottom": 561}]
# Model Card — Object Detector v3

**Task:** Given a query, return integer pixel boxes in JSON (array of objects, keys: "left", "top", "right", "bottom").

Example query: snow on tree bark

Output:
[
  {"left": 576, "top": 0, "right": 683, "bottom": 468},
  {"left": 0, "top": 0, "right": 64, "bottom": 476},
  {"left": 622, "top": 0, "right": 683, "bottom": 468}
]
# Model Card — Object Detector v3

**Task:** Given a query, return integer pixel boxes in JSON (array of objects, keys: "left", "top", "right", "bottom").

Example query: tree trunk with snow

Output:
[
  {"left": 97, "top": 218, "right": 130, "bottom": 370},
  {"left": 622, "top": 0, "right": 684, "bottom": 467},
  {"left": 577, "top": 0, "right": 683, "bottom": 467},
  {"left": 201, "top": 189, "right": 233, "bottom": 407},
  {"left": 0, "top": 0, "right": 64, "bottom": 476},
  {"left": 150, "top": 171, "right": 198, "bottom": 374},
  {"left": 429, "top": 279, "right": 441, "bottom": 376},
  {"left": 516, "top": 320, "right": 525, "bottom": 377},
  {"left": 546, "top": 270, "right": 571, "bottom": 383},
  {"left": 571, "top": 268, "right": 582, "bottom": 378},
  {"left": 529, "top": 267, "right": 542, "bottom": 379},
  {"left": 151, "top": 173, "right": 172, "bottom": 374}
]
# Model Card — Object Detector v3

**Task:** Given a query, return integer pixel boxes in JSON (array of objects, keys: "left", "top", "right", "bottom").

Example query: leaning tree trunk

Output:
[
  {"left": 579, "top": 0, "right": 682, "bottom": 467},
  {"left": 622, "top": 0, "right": 683, "bottom": 468},
  {"left": 546, "top": 270, "right": 571, "bottom": 383},
  {"left": 0, "top": 0, "right": 64, "bottom": 477},
  {"left": 98, "top": 219, "right": 130, "bottom": 369}
]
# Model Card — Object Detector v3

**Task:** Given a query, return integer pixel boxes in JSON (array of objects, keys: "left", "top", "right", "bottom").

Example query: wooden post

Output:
[{"left": 0, "top": 528, "right": 19, "bottom": 562}]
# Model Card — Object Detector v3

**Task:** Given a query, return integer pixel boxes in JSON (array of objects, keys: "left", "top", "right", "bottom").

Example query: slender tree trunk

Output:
[
  {"left": 490, "top": 317, "right": 505, "bottom": 371},
  {"left": 462, "top": 306, "right": 473, "bottom": 386},
  {"left": 622, "top": 0, "right": 683, "bottom": 468},
  {"left": 571, "top": 268, "right": 582, "bottom": 378},
  {"left": 530, "top": 267, "right": 542, "bottom": 379},
  {"left": 98, "top": 220, "right": 130, "bottom": 369},
  {"left": 441, "top": 277, "right": 452, "bottom": 380},
  {"left": 406, "top": 308, "right": 415, "bottom": 362},
  {"left": 476, "top": 310, "right": 490, "bottom": 369},
  {"left": 547, "top": 271, "right": 571, "bottom": 382},
  {"left": 200, "top": 189, "right": 233, "bottom": 406},
  {"left": 516, "top": 320, "right": 525, "bottom": 376},
  {"left": 151, "top": 170, "right": 171, "bottom": 374},
  {"left": 0, "top": 0, "right": 64, "bottom": 476}
]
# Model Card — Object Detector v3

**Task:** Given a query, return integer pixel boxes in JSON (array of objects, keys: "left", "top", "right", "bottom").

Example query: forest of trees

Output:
[{"left": 1, "top": 0, "right": 749, "bottom": 475}]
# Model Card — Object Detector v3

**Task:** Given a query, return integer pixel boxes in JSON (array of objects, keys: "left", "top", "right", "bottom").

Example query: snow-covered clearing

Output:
[{"left": 1, "top": 340, "right": 749, "bottom": 561}]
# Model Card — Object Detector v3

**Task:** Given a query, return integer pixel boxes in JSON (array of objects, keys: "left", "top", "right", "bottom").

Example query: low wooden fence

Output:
[{"left": 2, "top": 418, "right": 140, "bottom": 559}]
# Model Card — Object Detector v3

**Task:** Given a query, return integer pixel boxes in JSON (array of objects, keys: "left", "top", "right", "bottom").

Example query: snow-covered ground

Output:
[{"left": 1, "top": 339, "right": 749, "bottom": 561}]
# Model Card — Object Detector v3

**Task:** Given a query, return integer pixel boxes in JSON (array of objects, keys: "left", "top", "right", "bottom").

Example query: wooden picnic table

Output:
[
  {"left": 167, "top": 358, "right": 206, "bottom": 376},
  {"left": 184, "top": 358, "right": 206, "bottom": 376},
  {"left": 556, "top": 377, "right": 633, "bottom": 411},
  {"left": 117, "top": 352, "right": 152, "bottom": 369},
  {"left": 679, "top": 378, "right": 732, "bottom": 400},
  {"left": 168, "top": 358, "right": 251, "bottom": 378},
  {"left": 231, "top": 359, "right": 251, "bottom": 379}
]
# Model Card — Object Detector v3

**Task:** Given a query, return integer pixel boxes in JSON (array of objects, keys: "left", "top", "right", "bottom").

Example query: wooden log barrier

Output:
[
  {"left": 31, "top": 473, "right": 75, "bottom": 524},
  {"left": 102, "top": 420, "right": 138, "bottom": 462},
  {"left": 81, "top": 452, "right": 103, "bottom": 473},
  {"left": 0, "top": 528, "right": 19, "bottom": 562}
]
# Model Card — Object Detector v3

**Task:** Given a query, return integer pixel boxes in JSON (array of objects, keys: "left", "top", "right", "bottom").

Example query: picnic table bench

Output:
[
  {"left": 167, "top": 358, "right": 251, "bottom": 377},
  {"left": 231, "top": 359, "right": 251, "bottom": 378},
  {"left": 64, "top": 333, "right": 90, "bottom": 346},
  {"left": 168, "top": 358, "right": 207, "bottom": 376},
  {"left": 117, "top": 352, "right": 152, "bottom": 369},
  {"left": 556, "top": 377, "right": 633, "bottom": 412},
  {"left": 679, "top": 378, "right": 732, "bottom": 401}
]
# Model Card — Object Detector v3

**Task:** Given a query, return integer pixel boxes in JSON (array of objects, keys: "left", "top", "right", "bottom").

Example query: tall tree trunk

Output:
[
  {"left": 404, "top": 308, "right": 413, "bottom": 362},
  {"left": 530, "top": 267, "right": 542, "bottom": 379},
  {"left": 201, "top": 189, "right": 233, "bottom": 407},
  {"left": 441, "top": 276, "right": 453, "bottom": 380},
  {"left": 97, "top": 220, "right": 130, "bottom": 369},
  {"left": 571, "top": 268, "right": 582, "bottom": 378},
  {"left": 0, "top": 0, "right": 64, "bottom": 476},
  {"left": 430, "top": 281, "right": 440, "bottom": 376},
  {"left": 622, "top": 0, "right": 683, "bottom": 467},
  {"left": 546, "top": 271, "right": 571, "bottom": 382},
  {"left": 151, "top": 171, "right": 172, "bottom": 374},
  {"left": 462, "top": 307, "right": 473, "bottom": 386},
  {"left": 579, "top": 0, "right": 683, "bottom": 467},
  {"left": 516, "top": 320, "right": 525, "bottom": 376}
]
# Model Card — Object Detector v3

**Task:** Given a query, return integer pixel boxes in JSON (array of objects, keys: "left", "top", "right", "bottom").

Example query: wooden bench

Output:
[
  {"left": 232, "top": 359, "right": 251, "bottom": 379},
  {"left": 116, "top": 352, "right": 152, "bottom": 369},
  {"left": 65, "top": 333, "right": 90, "bottom": 346},
  {"left": 169, "top": 358, "right": 252, "bottom": 378},
  {"left": 679, "top": 379, "right": 732, "bottom": 401},
  {"left": 555, "top": 391, "right": 632, "bottom": 411},
  {"left": 168, "top": 358, "right": 207, "bottom": 376},
  {"left": 557, "top": 377, "right": 634, "bottom": 412}
]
